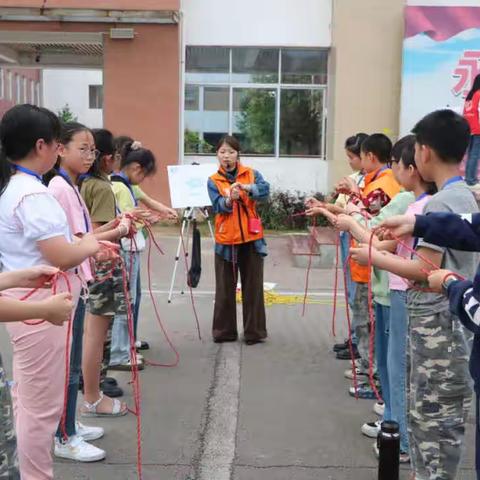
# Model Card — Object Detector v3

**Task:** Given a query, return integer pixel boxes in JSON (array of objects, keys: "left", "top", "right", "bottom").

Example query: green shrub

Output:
[{"left": 257, "top": 190, "right": 328, "bottom": 230}]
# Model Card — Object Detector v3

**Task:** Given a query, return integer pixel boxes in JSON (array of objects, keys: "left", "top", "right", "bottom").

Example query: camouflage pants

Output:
[
  {"left": 407, "top": 310, "right": 472, "bottom": 480},
  {"left": 0, "top": 354, "right": 19, "bottom": 479},
  {"left": 352, "top": 283, "right": 375, "bottom": 373}
]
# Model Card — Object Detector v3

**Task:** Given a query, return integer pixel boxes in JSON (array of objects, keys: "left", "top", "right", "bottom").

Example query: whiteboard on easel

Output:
[{"left": 168, "top": 163, "right": 219, "bottom": 209}]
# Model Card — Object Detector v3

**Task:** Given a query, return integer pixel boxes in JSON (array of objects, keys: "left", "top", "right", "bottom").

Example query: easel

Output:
[{"left": 167, "top": 206, "right": 215, "bottom": 303}]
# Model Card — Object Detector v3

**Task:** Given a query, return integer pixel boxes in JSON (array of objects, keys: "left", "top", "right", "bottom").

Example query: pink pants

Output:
[{"left": 4, "top": 274, "right": 80, "bottom": 480}]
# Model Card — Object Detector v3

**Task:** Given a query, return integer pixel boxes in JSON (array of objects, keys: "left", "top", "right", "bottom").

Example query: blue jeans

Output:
[
  {"left": 466, "top": 135, "right": 480, "bottom": 186},
  {"left": 340, "top": 232, "right": 356, "bottom": 307},
  {"left": 110, "top": 251, "right": 140, "bottom": 366},
  {"left": 56, "top": 295, "right": 86, "bottom": 439},
  {"left": 340, "top": 232, "right": 357, "bottom": 344},
  {"left": 374, "top": 303, "right": 391, "bottom": 419},
  {"left": 389, "top": 290, "right": 409, "bottom": 453}
]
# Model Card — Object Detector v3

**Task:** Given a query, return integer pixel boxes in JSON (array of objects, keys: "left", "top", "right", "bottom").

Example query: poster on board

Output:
[
  {"left": 167, "top": 163, "right": 218, "bottom": 209},
  {"left": 400, "top": 6, "right": 480, "bottom": 136}
]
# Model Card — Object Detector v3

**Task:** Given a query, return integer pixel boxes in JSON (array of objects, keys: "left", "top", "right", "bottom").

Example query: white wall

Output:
[
  {"left": 182, "top": 0, "right": 332, "bottom": 47},
  {"left": 42, "top": 69, "right": 103, "bottom": 128},
  {"left": 186, "top": 156, "right": 328, "bottom": 194}
]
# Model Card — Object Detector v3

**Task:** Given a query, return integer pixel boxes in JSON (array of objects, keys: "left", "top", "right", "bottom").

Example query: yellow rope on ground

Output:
[{"left": 236, "top": 290, "right": 345, "bottom": 308}]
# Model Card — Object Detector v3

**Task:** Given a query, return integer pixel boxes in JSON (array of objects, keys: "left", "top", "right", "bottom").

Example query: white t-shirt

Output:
[{"left": 0, "top": 173, "right": 71, "bottom": 272}]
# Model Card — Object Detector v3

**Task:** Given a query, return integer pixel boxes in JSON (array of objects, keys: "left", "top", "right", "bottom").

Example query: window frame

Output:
[
  {"left": 88, "top": 84, "right": 103, "bottom": 110},
  {"left": 183, "top": 47, "right": 328, "bottom": 159}
]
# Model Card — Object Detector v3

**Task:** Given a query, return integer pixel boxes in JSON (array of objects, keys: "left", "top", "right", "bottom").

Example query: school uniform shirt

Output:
[
  {"left": 0, "top": 173, "right": 71, "bottom": 272},
  {"left": 353, "top": 190, "right": 415, "bottom": 306},
  {"left": 388, "top": 194, "right": 431, "bottom": 292},
  {"left": 48, "top": 175, "right": 94, "bottom": 283},
  {"left": 408, "top": 179, "right": 480, "bottom": 317},
  {"left": 111, "top": 181, "right": 146, "bottom": 252},
  {"left": 349, "top": 167, "right": 401, "bottom": 284},
  {"left": 80, "top": 174, "right": 116, "bottom": 224}
]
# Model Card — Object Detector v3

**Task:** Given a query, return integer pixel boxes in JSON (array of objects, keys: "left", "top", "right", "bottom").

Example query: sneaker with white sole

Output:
[
  {"left": 76, "top": 422, "right": 104, "bottom": 442},
  {"left": 54, "top": 435, "right": 106, "bottom": 462},
  {"left": 373, "top": 401, "right": 385, "bottom": 417},
  {"left": 344, "top": 367, "right": 370, "bottom": 380},
  {"left": 361, "top": 420, "right": 381, "bottom": 438}
]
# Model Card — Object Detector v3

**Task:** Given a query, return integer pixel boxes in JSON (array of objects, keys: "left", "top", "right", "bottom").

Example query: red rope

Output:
[
  {"left": 143, "top": 230, "right": 180, "bottom": 368},
  {"left": 342, "top": 254, "right": 358, "bottom": 400},
  {"left": 331, "top": 232, "right": 340, "bottom": 337},
  {"left": 19, "top": 271, "right": 74, "bottom": 440},
  {"left": 118, "top": 255, "right": 143, "bottom": 480},
  {"left": 366, "top": 233, "right": 382, "bottom": 402},
  {"left": 302, "top": 216, "right": 317, "bottom": 317}
]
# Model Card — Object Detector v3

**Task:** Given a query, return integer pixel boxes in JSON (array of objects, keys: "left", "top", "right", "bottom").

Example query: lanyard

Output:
[
  {"left": 115, "top": 172, "right": 138, "bottom": 207},
  {"left": 58, "top": 168, "right": 90, "bottom": 233},
  {"left": 370, "top": 166, "right": 388, "bottom": 184},
  {"left": 441, "top": 175, "right": 463, "bottom": 190},
  {"left": 13, "top": 164, "right": 44, "bottom": 183},
  {"left": 415, "top": 192, "right": 428, "bottom": 202}
]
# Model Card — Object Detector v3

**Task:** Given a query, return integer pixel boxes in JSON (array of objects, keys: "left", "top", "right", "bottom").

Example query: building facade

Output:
[{"left": 2, "top": 0, "right": 470, "bottom": 204}]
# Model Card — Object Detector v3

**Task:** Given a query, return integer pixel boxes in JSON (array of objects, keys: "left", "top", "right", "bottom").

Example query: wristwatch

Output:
[{"left": 442, "top": 275, "right": 459, "bottom": 295}]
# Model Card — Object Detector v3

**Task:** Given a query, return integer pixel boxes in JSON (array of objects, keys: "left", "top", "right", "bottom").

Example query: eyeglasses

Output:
[{"left": 78, "top": 147, "right": 100, "bottom": 159}]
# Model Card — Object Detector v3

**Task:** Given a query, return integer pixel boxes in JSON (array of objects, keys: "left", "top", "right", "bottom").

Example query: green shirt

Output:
[
  {"left": 80, "top": 174, "right": 116, "bottom": 224},
  {"left": 354, "top": 191, "right": 415, "bottom": 306}
]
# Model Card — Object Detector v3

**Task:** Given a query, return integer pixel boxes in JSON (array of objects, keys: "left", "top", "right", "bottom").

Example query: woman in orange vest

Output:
[{"left": 207, "top": 135, "right": 270, "bottom": 344}]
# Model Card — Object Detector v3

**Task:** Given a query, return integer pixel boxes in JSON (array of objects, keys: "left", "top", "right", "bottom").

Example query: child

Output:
[
  {"left": 47, "top": 122, "right": 131, "bottom": 462},
  {"left": 382, "top": 210, "right": 480, "bottom": 480},
  {"left": 109, "top": 141, "right": 159, "bottom": 370},
  {"left": 324, "top": 133, "right": 368, "bottom": 357},
  {"left": 351, "top": 110, "right": 479, "bottom": 480},
  {"left": 0, "top": 104, "right": 99, "bottom": 479},
  {"left": 80, "top": 128, "right": 130, "bottom": 417},
  {"left": 0, "top": 265, "right": 74, "bottom": 479},
  {"left": 308, "top": 133, "right": 401, "bottom": 399},
  {"left": 334, "top": 135, "right": 435, "bottom": 461},
  {"left": 113, "top": 135, "right": 177, "bottom": 350}
]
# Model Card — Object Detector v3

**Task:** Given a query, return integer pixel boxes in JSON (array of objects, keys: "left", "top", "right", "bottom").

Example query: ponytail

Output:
[
  {"left": 121, "top": 141, "right": 156, "bottom": 176},
  {"left": 0, "top": 147, "right": 14, "bottom": 196}
]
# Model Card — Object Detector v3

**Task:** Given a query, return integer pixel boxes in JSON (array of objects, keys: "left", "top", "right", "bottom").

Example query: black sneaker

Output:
[
  {"left": 100, "top": 380, "right": 124, "bottom": 398},
  {"left": 333, "top": 339, "right": 351, "bottom": 352},
  {"left": 336, "top": 345, "right": 360, "bottom": 360}
]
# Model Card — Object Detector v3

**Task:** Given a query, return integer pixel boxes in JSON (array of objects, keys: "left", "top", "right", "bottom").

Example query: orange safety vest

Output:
[
  {"left": 349, "top": 167, "right": 401, "bottom": 284},
  {"left": 210, "top": 164, "right": 264, "bottom": 245}
]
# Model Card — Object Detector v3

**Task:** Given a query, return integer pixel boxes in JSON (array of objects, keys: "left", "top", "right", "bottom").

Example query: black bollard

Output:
[{"left": 378, "top": 420, "right": 400, "bottom": 480}]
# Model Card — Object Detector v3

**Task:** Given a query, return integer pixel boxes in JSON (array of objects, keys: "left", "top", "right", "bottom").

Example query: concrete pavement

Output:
[{"left": 0, "top": 234, "right": 475, "bottom": 480}]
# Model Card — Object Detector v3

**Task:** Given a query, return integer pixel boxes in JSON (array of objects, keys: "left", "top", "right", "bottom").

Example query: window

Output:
[
  {"left": 22, "top": 77, "right": 27, "bottom": 103},
  {"left": 15, "top": 74, "right": 20, "bottom": 104},
  {"left": 184, "top": 47, "right": 327, "bottom": 157},
  {"left": 34, "top": 82, "right": 40, "bottom": 106},
  {"left": 30, "top": 80, "right": 35, "bottom": 104},
  {"left": 89, "top": 85, "right": 103, "bottom": 109},
  {"left": 7, "top": 72, "right": 12, "bottom": 101}
]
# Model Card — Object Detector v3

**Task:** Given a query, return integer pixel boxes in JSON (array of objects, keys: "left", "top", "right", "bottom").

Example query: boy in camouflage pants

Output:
[{"left": 352, "top": 110, "right": 478, "bottom": 479}]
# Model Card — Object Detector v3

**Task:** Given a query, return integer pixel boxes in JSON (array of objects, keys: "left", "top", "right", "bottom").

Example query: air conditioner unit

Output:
[{"left": 109, "top": 28, "right": 135, "bottom": 40}]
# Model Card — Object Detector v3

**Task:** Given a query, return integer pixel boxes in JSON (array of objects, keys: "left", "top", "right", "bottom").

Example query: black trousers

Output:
[{"left": 213, "top": 242, "right": 267, "bottom": 342}]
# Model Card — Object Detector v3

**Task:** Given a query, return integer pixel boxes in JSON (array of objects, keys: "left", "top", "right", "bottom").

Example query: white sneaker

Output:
[
  {"left": 361, "top": 420, "right": 381, "bottom": 438},
  {"left": 76, "top": 421, "right": 104, "bottom": 441},
  {"left": 54, "top": 435, "right": 106, "bottom": 462},
  {"left": 373, "top": 401, "right": 385, "bottom": 417},
  {"left": 136, "top": 353, "right": 144, "bottom": 362},
  {"left": 344, "top": 367, "right": 369, "bottom": 380}
]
